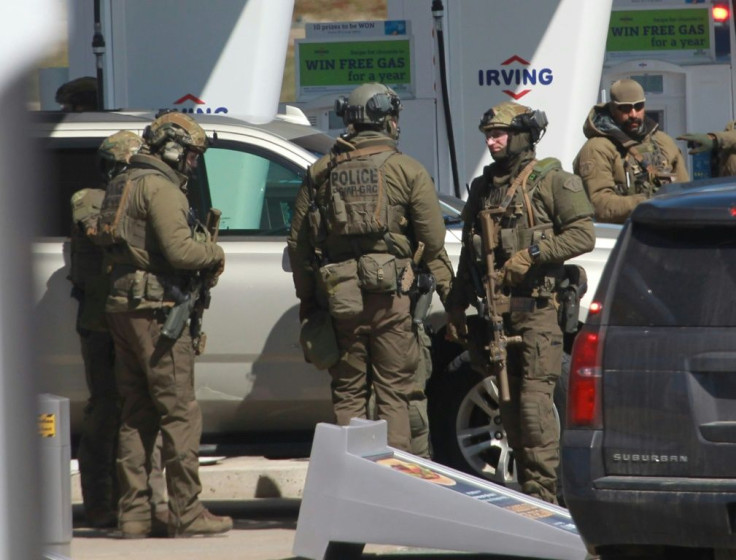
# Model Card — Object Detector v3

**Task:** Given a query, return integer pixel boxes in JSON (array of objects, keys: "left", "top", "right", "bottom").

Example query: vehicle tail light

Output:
[
  {"left": 713, "top": 5, "right": 730, "bottom": 23},
  {"left": 567, "top": 324, "right": 603, "bottom": 429}
]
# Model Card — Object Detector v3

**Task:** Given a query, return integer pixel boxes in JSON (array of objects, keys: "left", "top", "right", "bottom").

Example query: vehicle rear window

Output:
[{"left": 608, "top": 224, "right": 736, "bottom": 327}]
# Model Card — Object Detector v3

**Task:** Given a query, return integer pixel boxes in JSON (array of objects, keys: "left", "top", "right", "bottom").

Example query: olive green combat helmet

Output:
[
  {"left": 143, "top": 111, "right": 209, "bottom": 171},
  {"left": 479, "top": 101, "right": 548, "bottom": 144},
  {"left": 334, "top": 83, "right": 402, "bottom": 135},
  {"left": 98, "top": 130, "right": 143, "bottom": 179}
]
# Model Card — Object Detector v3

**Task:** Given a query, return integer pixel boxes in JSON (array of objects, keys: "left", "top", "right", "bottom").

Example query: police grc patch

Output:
[{"left": 331, "top": 168, "right": 380, "bottom": 196}]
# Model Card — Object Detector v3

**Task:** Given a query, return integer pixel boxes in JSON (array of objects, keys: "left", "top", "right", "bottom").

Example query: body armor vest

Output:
[
  {"left": 97, "top": 167, "right": 157, "bottom": 249},
  {"left": 326, "top": 148, "right": 394, "bottom": 236},
  {"left": 474, "top": 158, "right": 562, "bottom": 297},
  {"left": 478, "top": 159, "right": 555, "bottom": 264},
  {"left": 620, "top": 137, "right": 673, "bottom": 196},
  {"left": 310, "top": 145, "right": 410, "bottom": 261}
]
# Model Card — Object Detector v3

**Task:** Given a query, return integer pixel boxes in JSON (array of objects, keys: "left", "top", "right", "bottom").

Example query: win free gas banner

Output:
[
  {"left": 296, "top": 38, "right": 413, "bottom": 101},
  {"left": 606, "top": 6, "right": 714, "bottom": 63}
]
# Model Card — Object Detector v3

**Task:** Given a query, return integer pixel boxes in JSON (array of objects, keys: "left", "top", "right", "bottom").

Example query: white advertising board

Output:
[{"left": 68, "top": 0, "right": 294, "bottom": 123}]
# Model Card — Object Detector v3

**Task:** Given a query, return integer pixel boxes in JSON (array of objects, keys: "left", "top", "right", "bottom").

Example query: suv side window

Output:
[
  {"left": 200, "top": 141, "right": 304, "bottom": 235},
  {"left": 608, "top": 224, "right": 736, "bottom": 327}
]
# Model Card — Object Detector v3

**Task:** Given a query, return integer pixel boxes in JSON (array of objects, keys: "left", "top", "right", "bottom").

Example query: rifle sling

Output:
[{"left": 494, "top": 159, "right": 538, "bottom": 228}]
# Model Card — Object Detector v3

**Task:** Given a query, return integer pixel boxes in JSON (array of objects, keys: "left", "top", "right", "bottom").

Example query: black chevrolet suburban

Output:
[{"left": 561, "top": 180, "right": 736, "bottom": 560}]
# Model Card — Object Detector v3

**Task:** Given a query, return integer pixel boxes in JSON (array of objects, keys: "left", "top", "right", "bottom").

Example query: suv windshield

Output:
[{"left": 608, "top": 223, "right": 736, "bottom": 327}]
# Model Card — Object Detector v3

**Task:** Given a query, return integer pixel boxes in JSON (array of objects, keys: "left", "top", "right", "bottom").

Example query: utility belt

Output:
[
  {"left": 508, "top": 295, "right": 552, "bottom": 313},
  {"left": 316, "top": 252, "right": 414, "bottom": 319},
  {"left": 502, "top": 264, "right": 587, "bottom": 333},
  {"left": 109, "top": 264, "right": 193, "bottom": 306}
]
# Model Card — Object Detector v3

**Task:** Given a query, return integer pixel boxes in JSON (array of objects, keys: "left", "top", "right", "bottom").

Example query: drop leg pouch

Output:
[{"left": 299, "top": 309, "right": 340, "bottom": 370}]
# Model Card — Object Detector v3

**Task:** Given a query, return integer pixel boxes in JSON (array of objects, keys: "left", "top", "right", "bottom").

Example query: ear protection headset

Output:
[{"left": 513, "top": 110, "right": 548, "bottom": 144}]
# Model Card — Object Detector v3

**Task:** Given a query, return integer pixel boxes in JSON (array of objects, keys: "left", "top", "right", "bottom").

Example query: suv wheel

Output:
[{"left": 428, "top": 346, "right": 568, "bottom": 490}]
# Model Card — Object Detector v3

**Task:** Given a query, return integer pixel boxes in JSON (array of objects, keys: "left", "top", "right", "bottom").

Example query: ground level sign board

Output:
[{"left": 293, "top": 419, "right": 589, "bottom": 560}]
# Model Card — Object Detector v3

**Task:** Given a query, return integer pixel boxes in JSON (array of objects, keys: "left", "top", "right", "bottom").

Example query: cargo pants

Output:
[
  {"left": 329, "top": 292, "right": 419, "bottom": 452},
  {"left": 502, "top": 300, "right": 563, "bottom": 504},
  {"left": 106, "top": 309, "right": 205, "bottom": 529},
  {"left": 76, "top": 328, "right": 119, "bottom": 521},
  {"left": 368, "top": 321, "right": 433, "bottom": 457}
]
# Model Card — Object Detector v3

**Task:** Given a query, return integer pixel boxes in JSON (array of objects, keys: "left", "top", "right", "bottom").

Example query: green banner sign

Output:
[
  {"left": 607, "top": 8, "right": 710, "bottom": 52},
  {"left": 298, "top": 39, "right": 411, "bottom": 88}
]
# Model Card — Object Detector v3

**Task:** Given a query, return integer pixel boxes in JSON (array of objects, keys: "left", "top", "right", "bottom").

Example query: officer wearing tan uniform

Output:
[
  {"left": 574, "top": 79, "right": 689, "bottom": 223},
  {"left": 678, "top": 121, "right": 736, "bottom": 177},
  {"left": 70, "top": 132, "right": 142, "bottom": 528},
  {"left": 447, "top": 101, "right": 595, "bottom": 503},
  {"left": 101, "top": 112, "right": 230, "bottom": 538},
  {"left": 70, "top": 131, "right": 168, "bottom": 531},
  {"left": 288, "top": 83, "right": 454, "bottom": 453}
]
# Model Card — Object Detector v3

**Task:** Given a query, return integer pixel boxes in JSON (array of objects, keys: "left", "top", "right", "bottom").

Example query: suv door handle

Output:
[
  {"left": 700, "top": 422, "right": 736, "bottom": 443},
  {"left": 689, "top": 352, "right": 736, "bottom": 373}
]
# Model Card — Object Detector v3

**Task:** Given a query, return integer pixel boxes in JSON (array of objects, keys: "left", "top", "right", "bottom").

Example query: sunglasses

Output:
[{"left": 614, "top": 102, "right": 645, "bottom": 113}]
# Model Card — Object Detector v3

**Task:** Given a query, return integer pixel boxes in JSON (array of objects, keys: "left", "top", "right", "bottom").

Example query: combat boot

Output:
[
  {"left": 119, "top": 519, "right": 152, "bottom": 539},
  {"left": 169, "top": 509, "right": 233, "bottom": 538},
  {"left": 150, "top": 508, "right": 169, "bottom": 538}
]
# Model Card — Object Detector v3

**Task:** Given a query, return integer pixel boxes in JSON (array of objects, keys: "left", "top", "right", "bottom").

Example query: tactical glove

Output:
[
  {"left": 207, "top": 259, "right": 225, "bottom": 288},
  {"left": 501, "top": 249, "right": 534, "bottom": 288},
  {"left": 677, "top": 133, "right": 715, "bottom": 155},
  {"left": 445, "top": 306, "right": 468, "bottom": 343}
]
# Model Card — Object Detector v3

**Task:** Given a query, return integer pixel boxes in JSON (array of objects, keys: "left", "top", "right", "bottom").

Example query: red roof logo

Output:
[
  {"left": 173, "top": 94, "right": 205, "bottom": 105},
  {"left": 501, "top": 55, "right": 530, "bottom": 66}
]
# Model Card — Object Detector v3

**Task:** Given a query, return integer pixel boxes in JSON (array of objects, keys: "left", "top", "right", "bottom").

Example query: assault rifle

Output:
[
  {"left": 476, "top": 208, "right": 522, "bottom": 403},
  {"left": 161, "top": 208, "right": 222, "bottom": 356}
]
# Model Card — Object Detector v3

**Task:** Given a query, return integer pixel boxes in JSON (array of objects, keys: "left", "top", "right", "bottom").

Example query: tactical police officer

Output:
[
  {"left": 447, "top": 101, "right": 595, "bottom": 503},
  {"left": 70, "top": 131, "right": 169, "bottom": 531},
  {"left": 678, "top": 120, "right": 736, "bottom": 177},
  {"left": 574, "top": 79, "right": 689, "bottom": 223},
  {"left": 100, "top": 112, "right": 230, "bottom": 538},
  {"left": 69, "top": 131, "right": 142, "bottom": 528},
  {"left": 287, "top": 83, "right": 454, "bottom": 453}
]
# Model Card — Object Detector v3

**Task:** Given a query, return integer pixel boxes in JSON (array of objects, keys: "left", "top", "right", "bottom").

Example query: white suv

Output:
[{"left": 33, "top": 108, "right": 619, "bottom": 484}]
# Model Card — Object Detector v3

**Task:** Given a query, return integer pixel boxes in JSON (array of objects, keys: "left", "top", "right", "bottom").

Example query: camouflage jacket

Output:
[
  {"left": 105, "top": 154, "right": 224, "bottom": 312},
  {"left": 711, "top": 121, "right": 736, "bottom": 177},
  {"left": 574, "top": 103, "right": 689, "bottom": 224}
]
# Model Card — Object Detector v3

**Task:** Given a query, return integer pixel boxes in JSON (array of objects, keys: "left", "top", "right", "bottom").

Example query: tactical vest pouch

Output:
[
  {"left": 71, "top": 188, "right": 104, "bottom": 238},
  {"left": 318, "top": 259, "right": 363, "bottom": 318},
  {"left": 556, "top": 264, "right": 588, "bottom": 334},
  {"left": 499, "top": 228, "right": 517, "bottom": 260},
  {"left": 357, "top": 253, "right": 398, "bottom": 294},
  {"left": 299, "top": 309, "right": 340, "bottom": 370}
]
